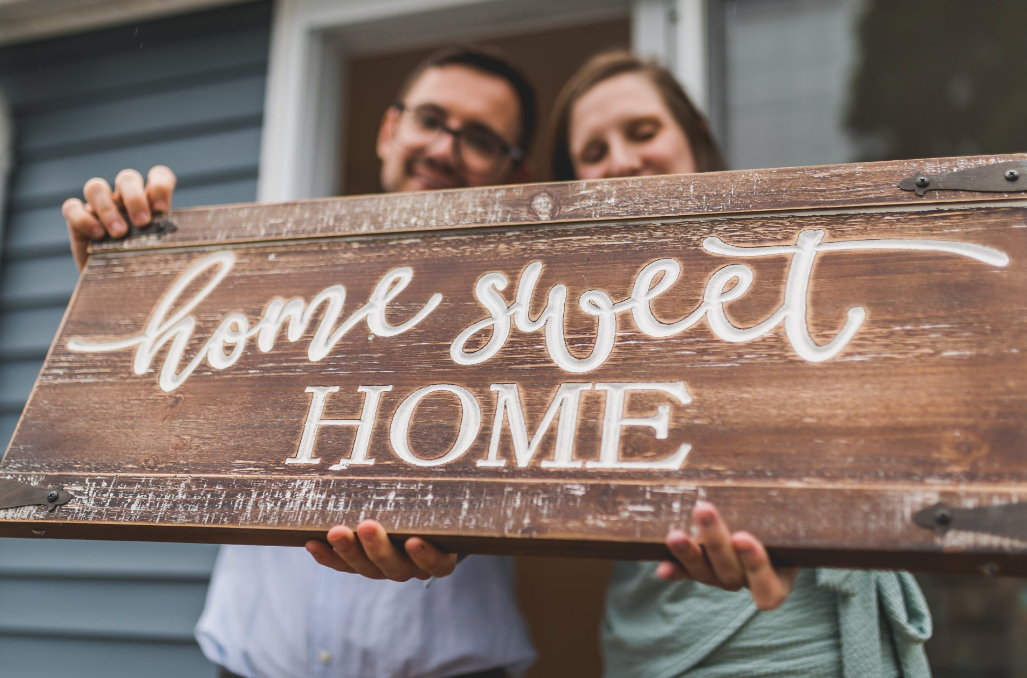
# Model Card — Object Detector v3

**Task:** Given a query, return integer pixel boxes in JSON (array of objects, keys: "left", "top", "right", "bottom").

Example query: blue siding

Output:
[
  {"left": 0, "top": 637, "right": 218, "bottom": 678},
  {"left": 0, "top": 3, "right": 270, "bottom": 675},
  {"left": 12, "top": 126, "right": 263, "bottom": 205}
]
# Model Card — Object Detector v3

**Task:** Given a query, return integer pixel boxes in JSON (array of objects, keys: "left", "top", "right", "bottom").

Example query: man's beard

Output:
[{"left": 405, "top": 155, "right": 463, "bottom": 189}]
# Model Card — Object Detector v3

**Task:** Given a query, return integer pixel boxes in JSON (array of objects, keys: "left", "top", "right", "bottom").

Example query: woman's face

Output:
[{"left": 568, "top": 72, "right": 696, "bottom": 180}]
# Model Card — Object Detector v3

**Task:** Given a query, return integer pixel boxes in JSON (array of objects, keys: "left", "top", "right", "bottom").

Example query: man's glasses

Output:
[{"left": 391, "top": 102, "right": 523, "bottom": 179}]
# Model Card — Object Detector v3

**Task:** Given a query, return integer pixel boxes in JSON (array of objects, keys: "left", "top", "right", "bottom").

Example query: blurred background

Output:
[{"left": 0, "top": 0, "right": 1025, "bottom": 675}]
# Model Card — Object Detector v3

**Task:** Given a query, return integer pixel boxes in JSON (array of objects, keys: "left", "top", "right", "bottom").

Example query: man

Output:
[{"left": 62, "top": 45, "right": 538, "bottom": 678}]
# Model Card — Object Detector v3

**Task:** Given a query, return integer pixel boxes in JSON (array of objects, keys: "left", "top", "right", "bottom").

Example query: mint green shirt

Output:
[{"left": 602, "top": 564, "right": 932, "bottom": 678}]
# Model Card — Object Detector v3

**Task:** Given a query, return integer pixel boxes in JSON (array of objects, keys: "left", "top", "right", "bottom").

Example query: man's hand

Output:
[
  {"left": 306, "top": 519, "right": 458, "bottom": 582},
  {"left": 62, "top": 165, "right": 177, "bottom": 271},
  {"left": 658, "top": 501, "right": 799, "bottom": 610}
]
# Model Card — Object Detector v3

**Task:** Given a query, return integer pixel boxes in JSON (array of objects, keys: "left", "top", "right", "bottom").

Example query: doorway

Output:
[{"left": 340, "top": 17, "right": 631, "bottom": 195}]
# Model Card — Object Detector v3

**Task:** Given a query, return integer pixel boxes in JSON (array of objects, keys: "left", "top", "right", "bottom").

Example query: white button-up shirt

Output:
[{"left": 196, "top": 545, "right": 536, "bottom": 678}]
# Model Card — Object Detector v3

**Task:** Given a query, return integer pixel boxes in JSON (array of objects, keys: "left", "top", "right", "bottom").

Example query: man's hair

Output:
[
  {"left": 549, "top": 49, "right": 725, "bottom": 181},
  {"left": 396, "top": 44, "right": 537, "bottom": 160}
]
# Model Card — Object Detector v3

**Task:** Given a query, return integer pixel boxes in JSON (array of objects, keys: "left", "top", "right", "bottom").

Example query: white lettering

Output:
[
  {"left": 294, "top": 382, "right": 694, "bottom": 472},
  {"left": 287, "top": 385, "right": 392, "bottom": 468},
  {"left": 587, "top": 382, "right": 692, "bottom": 470},
  {"left": 453, "top": 229, "right": 1009, "bottom": 370},
  {"left": 67, "top": 252, "right": 443, "bottom": 391},
  {"left": 390, "top": 384, "right": 482, "bottom": 467},
  {"left": 478, "top": 383, "right": 591, "bottom": 468},
  {"left": 451, "top": 262, "right": 618, "bottom": 373},
  {"left": 68, "top": 230, "right": 1011, "bottom": 394}
]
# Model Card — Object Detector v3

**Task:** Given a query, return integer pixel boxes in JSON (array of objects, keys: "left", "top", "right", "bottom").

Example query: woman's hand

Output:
[
  {"left": 306, "top": 519, "right": 458, "bottom": 582},
  {"left": 62, "top": 165, "right": 177, "bottom": 271},
  {"left": 659, "top": 501, "right": 799, "bottom": 610}
]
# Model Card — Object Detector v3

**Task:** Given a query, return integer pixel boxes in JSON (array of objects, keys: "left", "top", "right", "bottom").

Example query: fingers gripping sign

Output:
[
  {"left": 306, "top": 519, "right": 458, "bottom": 583},
  {"left": 731, "top": 531, "right": 799, "bottom": 610},
  {"left": 115, "top": 168, "right": 151, "bottom": 228},
  {"left": 145, "top": 165, "right": 176, "bottom": 212},
  {"left": 658, "top": 501, "right": 799, "bottom": 610},
  {"left": 63, "top": 165, "right": 177, "bottom": 271}
]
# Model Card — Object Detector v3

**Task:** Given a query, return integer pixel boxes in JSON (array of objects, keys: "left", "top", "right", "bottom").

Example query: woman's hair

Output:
[{"left": 549, "top": 49, "right": 725, "bottom": 181}]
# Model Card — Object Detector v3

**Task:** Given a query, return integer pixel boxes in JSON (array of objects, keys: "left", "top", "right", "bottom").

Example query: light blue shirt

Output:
[{"left": 196, "top": 544, "right": 536, "bottom": 678}]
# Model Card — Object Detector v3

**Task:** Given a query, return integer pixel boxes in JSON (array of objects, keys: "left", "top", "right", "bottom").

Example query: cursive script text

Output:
[
  {"left": 450, "top": 229, "right": 1009, "bottom": 371},
  {"left": 67, "top": 251, "right": 443, "bottom": 391}
]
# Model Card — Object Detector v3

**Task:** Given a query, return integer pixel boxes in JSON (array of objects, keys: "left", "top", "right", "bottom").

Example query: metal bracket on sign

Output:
[
  {"left": 898, "top": 160, "right": 1027, "bottom": 196},
  {"left": 97, "top": 216, "right": 177, "bottom": 242},
  {"left": 913, "top": 501, "right": 1027, "bottom": 541},
  {"left": 0, "top": 478, "right": 74, "bottom": 512}
]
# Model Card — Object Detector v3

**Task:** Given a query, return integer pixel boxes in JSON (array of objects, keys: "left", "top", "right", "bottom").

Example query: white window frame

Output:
[
  {"left": 632, "top": 0, "right": 708, "bottom": 114},
  {"left": 257, "top": 0, "right": 711, "bottom": 202}
]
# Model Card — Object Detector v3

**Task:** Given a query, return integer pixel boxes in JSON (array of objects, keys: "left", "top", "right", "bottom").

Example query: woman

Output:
[{"left": 550, "top": 50, "right": 933, "bottom": 678}]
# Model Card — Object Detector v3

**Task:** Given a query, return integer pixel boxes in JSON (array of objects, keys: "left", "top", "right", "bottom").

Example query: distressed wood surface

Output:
[
  {"left": 4, "top": 155, "right": 1027, "bottom": 574},
  {"left": 90, "top": 153, "right": 1027, "bottom": 253}
]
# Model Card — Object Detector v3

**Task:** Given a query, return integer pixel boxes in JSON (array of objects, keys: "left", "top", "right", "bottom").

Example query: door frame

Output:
[{"left": 257, "top": 0, "right": 711, "bottom": 201}]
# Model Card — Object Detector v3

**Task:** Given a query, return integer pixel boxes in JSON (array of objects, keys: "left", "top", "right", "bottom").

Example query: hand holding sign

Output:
[
  {"left": 306, "top": 520, "right": 457, "bottom": 581},
  {"left": 660, "top": 501, "right": 799, "bottom": 611},
  {"left": 62, "top": 165, "right": 177, "bottom": 271},
  {"left": 306, "top": 503, "right": 796, "bottom": 612}
]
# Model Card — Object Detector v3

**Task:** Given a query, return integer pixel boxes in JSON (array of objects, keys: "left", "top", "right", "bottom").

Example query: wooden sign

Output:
[{"left": 3, "top": 154, "right": 1027, "bottom": 575}]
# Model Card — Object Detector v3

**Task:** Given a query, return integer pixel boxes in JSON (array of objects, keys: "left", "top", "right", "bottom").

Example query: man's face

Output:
[{"left": 377, "top": 64, "right": 524, "bottom": 193}]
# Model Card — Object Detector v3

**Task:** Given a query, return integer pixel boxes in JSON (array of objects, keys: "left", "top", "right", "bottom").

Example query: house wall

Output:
[{"left": 0, "top": 3, "right": 271, "bottom": 675}]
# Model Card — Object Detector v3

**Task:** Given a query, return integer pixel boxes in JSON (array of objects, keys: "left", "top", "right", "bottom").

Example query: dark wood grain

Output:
[
  {"left": 4, "top": 156, "right": 1027, "bottom": 574},
  {"left": 90, "top": 154, "right": 1027, "bottom": 253},
  {"left": 2, "top": 472, "right": 1026, "bottom": 575}
]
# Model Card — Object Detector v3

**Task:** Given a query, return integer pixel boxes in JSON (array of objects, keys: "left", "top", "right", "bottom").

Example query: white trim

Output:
[
  {"left": 673, "top": 0, "right": 709, "bottom": 114},
  {"left": 0, "top": 0, "right": 249, "bottom": 47},
  {"left": 259, "top": 1, "right": 345, "bottom": 202},
  {"left": 629, "top": 0, "right": 710, "bottom": 114},
  {"left": 631, "top": 0, "right": 675, "bottom": 66},
  {"left": 258, "top": 0, "right": 633, "bottom": 202}
]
